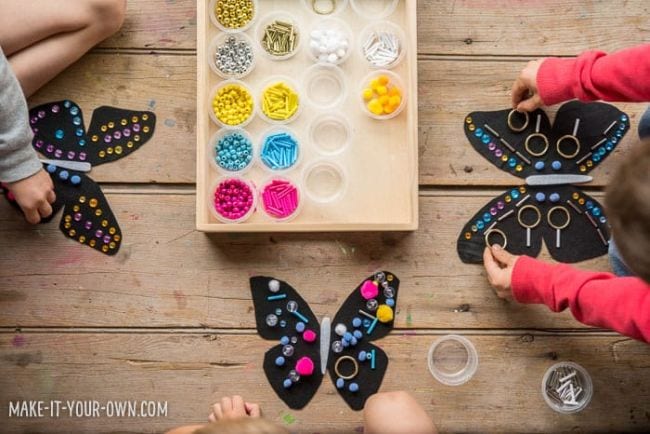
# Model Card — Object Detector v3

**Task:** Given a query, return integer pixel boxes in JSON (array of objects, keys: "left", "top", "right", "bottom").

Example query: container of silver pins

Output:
[{"left": 541, "top": 361, "right": 593, "bottom": 414}]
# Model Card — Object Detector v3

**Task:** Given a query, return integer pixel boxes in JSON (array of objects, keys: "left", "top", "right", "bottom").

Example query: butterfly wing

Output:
[
  {"left": 457, "top": 186, "right": 543, "bottom": 263},
  {"left": 250, "top": 276, "right": 323, "bottom": 410},
  {"left": 326, "top": 271, "right": 400, "bottom": 411}
]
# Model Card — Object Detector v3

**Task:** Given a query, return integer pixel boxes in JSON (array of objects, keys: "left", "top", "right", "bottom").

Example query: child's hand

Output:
[
  {"left": 207, "top": 395, "right": 261, "bottom": 422},
  {"left": 483, "top": 245, "right": 520, "bottom": 299},
  {"left": 511, "top": 59, "right": 544, "bottom": 112},
  {"left": 6, "top": 169, "right": 56, "bottom": 224}
]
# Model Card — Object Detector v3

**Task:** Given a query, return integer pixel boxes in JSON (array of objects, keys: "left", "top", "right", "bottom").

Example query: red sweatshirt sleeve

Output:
[
  {"left": 511, "top": 256, "right": 650, "bottom": 343},
  {"left": 537, "top": 43, "right": 650, "bottom": 106}
]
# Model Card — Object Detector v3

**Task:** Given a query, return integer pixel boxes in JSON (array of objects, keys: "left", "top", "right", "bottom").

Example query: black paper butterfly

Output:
[
  {"left": 1, "top": 100, "right": 155, "bottom": 255},
  {"left": 457, "top": 101, "right": 630, "bottom": 263},
  {"left": 250, "top": 271, "right": 399, "bottom": 411}
]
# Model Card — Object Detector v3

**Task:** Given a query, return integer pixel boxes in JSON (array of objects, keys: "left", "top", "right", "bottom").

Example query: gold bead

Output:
[
  {"left": 505, "top": 195, "right": 512, "bottom": 203},
  {"left": 64, "top": 215, "right": 72, "bottom": 223},
  {"left": 501, "top": 155, "right": 508, "bottom": 162},
  {"left": 68, "top": 229, "right": 76, "bottom": 237},
  {"left": 121, "top": 119, "right": 128, "bottom": 126},
  {"left": 64, "top": 222, "right": 72, "bottom": 229},
  {"left": 79, "top": 196, "right": 86, "bottom": 203},
  {"left": 79, "top": 236, "right": 86, "bottom": 243},
  {"left": 92, "top": 135, "right": 99, "bottom": 142},
  {"left": 99, "top": 151, "right": 106, "bottom": 158},
  {"left": 89, "top": 198, "right": 98, "bottom": 208},
  {"left": 115, "top": 146, "right": 123, "bottom": 155},
  {"left": 464, "top": 232, "right": 472, "bottom": 240},
  {"left": 89, "top": 239, "right": 97, "bottom": 247},
  {"left": 113, "top": 234, "right": 121, "bottom": 242},
  {"left": 108, "top": 122, "right": 115, "bottom": 129},
  {"left": 109, "top": 227, "right": 116, "bottom": 235},
  {"left": 143, "top": 126, "right": 150, "bottom": 133},
  {"left": 127, "top": 141, "right": 134, "bottom": 148},
  {"left": 100, "top": 125, "right": 107, "bottom": 132},
  {"left": 95, "top": 209, "right": 102, "bottom": 217},
  {"left": 134, "top": 135, "right": 141, "bottom": 142},
  {"left": 572, "top": 192, "right": 580, "bottom": 200},
  {"left": 73, "top": 205, "right": 80, "bottom": 212},
  {"left": 465, "top": 116, "right": 473, "bottom": 124},
  {"left": 132, "top": 116, "right": 139, "bottom": 123},
  {"left": 468, "top": 124, "right": 476, "bottom": 132},
  {"left": 102, "top": 220, "right": 108, "bottom": 227},
  {"left": 109, "top": 242, "right": 117, "bottom": 249},
  {"left": 102, "top": 245, "right": 109, "bottom": 253},
  {"left": 578, "top": 198, "right": 585, "bottom": 205},
  {"left": 107, "top": 147, "right": 114, "bottom": 155},
  {"left": 142, "top": 114, "right": 149, "bottom": 121},
  {"left": 519, "top": 186, "right": 526, "bottom": 193}
]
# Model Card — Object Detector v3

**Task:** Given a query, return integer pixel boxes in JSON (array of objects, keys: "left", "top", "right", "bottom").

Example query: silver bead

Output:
[
  {"left": 383, "top": 286, "right": 395, "bottom": 298},
  {"left": 374, "top": 272, "right": 386, "bottom": 282},
  {"left": 366, "top": 299, "right": 378, "bottom": 311},
  {"left": 282, "top": 345, "right": 294, "bottom": 357},
  {"left": 331, "top": 340, "right": 343, "bottom": 353},
  {"left": 265, "top": 314, "right": 278, "bottom": 327},
  {"left": 289, "top": 369, "right": 300, "bottom": 383},
  {"left": 287, "top": 300, "right": 298, "bottom": 312}
]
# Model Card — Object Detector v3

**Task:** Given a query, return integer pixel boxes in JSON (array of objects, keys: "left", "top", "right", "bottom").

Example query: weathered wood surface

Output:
[
  {"left": 0, "top": 191, "right": 609, "bottom": 330},
  {"left": 1, "top": 333, "right": 648, "bottom": 433}
]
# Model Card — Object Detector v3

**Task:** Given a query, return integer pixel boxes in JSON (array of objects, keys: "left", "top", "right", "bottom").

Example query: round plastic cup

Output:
[
  {"left": 255, "top": 11, "right": 301, "bottom": 61},
  {"left": 208, "top": 80, "right": 256, "bottom": 128},
  {"left": 208, "top": 32, "right": 257, "bottom": 79},
  {"left": 359, "top": 20, "right": 407, "bottom": 69},
  {"left": 306, "top": 17, "right": 354, "bottom": 66},
  {"left": 542, "top": 362, "right": 593, "bottom": 414},
  {"left": 303, "top": 64, "right": 347, "bottom": 110},
  {"left": 427, "top": 335, "right": 478, "bottom": 386},
  {"left": 302, "top": 0, "right": 349, "bottom": 16},
  {"left": 209, "top": 0, "right": 259, "bottom": 33},
  {"left": 209, "top": 176, "right": 257, "bottom": 224},
  {"left": 258, "top": 126, "right": 302, "bottom": 174},
  {"left": 258, "top": 75, "right": 303, "bottom": 125},
  {"left": 309, "top": 113, "right": 351, "bottom": 156},
  {"left": 209, "top": 128, "right": 256, "bottom": 175},
  {"left": 259, "top": 176, "right": 303, "bottom": 222},
  {"left": 359, "top": 70, "right": 407, "bottom": 120},
  {"left": 302, "top": 160, "right": 347, "bottom": 203},
  {"left": 350, "top": 0, "right": 398, "bottom": 20}
]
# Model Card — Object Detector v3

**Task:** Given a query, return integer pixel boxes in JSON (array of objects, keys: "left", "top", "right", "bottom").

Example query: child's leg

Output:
[
  {"left": 363, "top": 391, "right": 438, "bottom": 434},
  {"left": 0, "top": 0, "right": 126, "bottom": 97}
]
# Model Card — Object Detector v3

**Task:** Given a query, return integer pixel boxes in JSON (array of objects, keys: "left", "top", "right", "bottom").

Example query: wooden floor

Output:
[{"left": 1, "top": 1, "right": 650, "bottom": 432}]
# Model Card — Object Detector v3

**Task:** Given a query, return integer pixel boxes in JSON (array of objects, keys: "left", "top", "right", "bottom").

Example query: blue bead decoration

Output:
[
  {"left": 349, "top": 383, "right": 359, "bottom": 393},
  {"left": 275, "top": 308, "right": 282, "bottom": 316},
  {"left": 358, "top": 351, "right": 367, "bottom": 362},
  {"left": 296, "top": 321, "right": 306, "bottom": 333},
  {"left": 598, "top": 147, "right": 607, "bottom": 156},
  {"left": 549, "top": 193, "right": 560, "bottom": 203},
  {"left": 363, "top": 319, "right": 371, "bottom": 328},
  {"left": 481, "top": 134, "right": 490, "bottom": 144},
  {"left": 474, "top": 128, "right": 483, "bottom": 137},
  {"left": 350, "top": 337, "right": 358, "bottom": 346},
  {"left": 586, "top": 201, "right": 594, "bottom": 210},
  {"left": 600, "top": 216, "right": 607, "bottom": 224},
  {"left": 275, "top": 356, "right": 285, "bottom": 366},
  {"left": 511, "top": 190, "right": 520, "bottom": 200},
  {"left": 621, "top": 114, "right": 628, "bottom": 122},
  {"left": 261, "top": 132, "right": 299, "bottom": 171},
  {"left": 611, "top": 137, "right": 618, "bottom": 144},
  {"left": 508, "top": 157, "right": 517, "bottom": 168},
  {"left": 592, "top": 154, "right": 601, "bottom": 162},
  {"left": 534, "top": 161, "right": 545, "bottom": 171},
  {"left": 78, "top": 139, "right": 86, "bottom": 147},
  {"left": 283, "top": 379, "right": 293, "bottom": 389},
  {"left": 343, "top": 332, "right": 353, "bottom": 342},
  {"left": 592, "top": 207, "right": 601, "bottom": 217},
  {"left": 535, "top": 192, "right": 545, "bottom": 203},
  {"left": 336, "top": 378, "right": 345, "bottom": 389},
  {"left": 58, "top": 170, "right": 69, "bottom": 181},
  {"left": 353, "top": 330, "right": 363, "bottom": 339},
  {"left": 366, "top": 352, "right": 373, "bottom": 360},
  {"left": 215, "top": 131, "right": 254, "bottom": 172},
  {"left": 280, "top": 320, "right": 287, "bottom": 328},
  {"left": 64, "top": 101, "right": 71, "bottom": 108},
  {"left": 70, "top": 175, "right": 81, "bottom": 185},
  {"left": 75, "top": 128, "right": 84, "bottom": 137},
  {"left": 386, "top": 298, "right": 395, "bottom": 307},
  {"left": 352, "top": 317, "right": 362, "bottom": 328},
  {"left": 551, "top": 160, "right": 562, "bottom": 171},
  {"left": 73, "top": 116, "right": 81, "bottom": 126},
  {"left": 618, "top": 122, "right": 626, "bottom": 130},
  {"left": 55, "top": 129, "right": 64, "bottom": 139},
  {"left": 341, "top": 339, "right": 350, "bottom": 348},
  {"left": 46, "top": 164, "right": 57, "bottom": 174},
  {"left": 477, "top": 221, "right": 485, "bottom": 230},
  {"left": 70, "top": 106, "right": 79, "bottom": 116},
  {"left": 482, "top": 212, "right": 491, "bottom": 223},
  {"left": 280, "top": 336, "right": 290, "bottom": 345},
  {"left": 615, "top": 129, "right": 624, "bottom": 138}
]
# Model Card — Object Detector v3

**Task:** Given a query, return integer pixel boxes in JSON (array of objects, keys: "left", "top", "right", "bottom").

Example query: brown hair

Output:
[
  {"left": 605, "top": 139, "right": 650, "bottom": 282},
  {"left": 192, "top": 419, "right": 289, "bottom": 434}
]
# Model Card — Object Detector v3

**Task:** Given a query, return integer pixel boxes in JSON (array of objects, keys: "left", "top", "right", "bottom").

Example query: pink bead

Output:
[
  {"left": 360, "top": 280, "right": 379, "bottom": 300},
  {"left": 295, "top": 356, "right": 314, "bottom": 377},
  {"left": 302, "top": 329, "right": 317, "bottom": 343}
]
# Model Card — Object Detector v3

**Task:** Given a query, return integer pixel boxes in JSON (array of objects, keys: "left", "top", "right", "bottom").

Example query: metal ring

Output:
[
  {"left": 517, "top": 204, "right": 541, "bottom": 229},
  {"left": 507, "top": 110, "right": 529, "bottom": 132},
  {"left": 524, "top": 132, "right": 549, "bottom": 157},
  {"left": 547, "top": 206, "right": 570, "bottom": 230},
  {"left": 312, "top": 0, "right": 336, "bottom": 14},
  {"left": 556, "top": 135, "right": 581, "bottom": 159},
  {"left": 485, "top": 228, "right": 507, "bottom": 250},
  {"left": 334, "top": 355, "right": 359, "bottom": 380}
]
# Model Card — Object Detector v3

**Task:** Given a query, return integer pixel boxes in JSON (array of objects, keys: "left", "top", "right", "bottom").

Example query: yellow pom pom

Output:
[
  {"left": 378, "top": 75, "right": 389, "bottom": 86},
  {"left": 389, "top": 95, "right": 402, "bottom": 107},
  {"left": 377, "top": 86, "right": 388, "bottom": 96},
  {"left": 363, "top": 88, "right": 374, "bottom": 101},
  {"left": 376, "top": 304, "right": 394, "bottom": 323},
  {"left": 370, "top": 78, "right": 380, "bottom": 89},
  {"left": 379, "top": 95, "right": 390, "bottom": 106},
  {"left": 368, "top": 99, "right": 384, "bottom": 115}
]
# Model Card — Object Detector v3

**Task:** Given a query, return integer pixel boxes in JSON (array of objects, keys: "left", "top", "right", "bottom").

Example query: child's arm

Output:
[
  {"left": 364, "top": 391, "right": 437, "bottom": 434},
  {"left": 0, "top": 46, "right": 55, "bottom": 223},
  {"left": 512, "top": 43, "right": 650, "bottom": 111},
  {"left": 484, "top": 246, "right": 650, "bottom": 343}
]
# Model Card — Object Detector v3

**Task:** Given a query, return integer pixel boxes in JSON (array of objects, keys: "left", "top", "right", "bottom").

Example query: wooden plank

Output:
[
  {"left": 1, "top": 332, "right": 648, "bottom": 433},
  {"left": 0, "top": 191, "right": 612, "bottom": 329},
  {"left": 416, "top": 0, "right": 650, "bottom": 56}
]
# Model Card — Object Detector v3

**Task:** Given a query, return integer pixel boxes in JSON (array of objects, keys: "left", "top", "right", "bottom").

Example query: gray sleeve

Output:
[{"left": 0, "top": 46, "right": 41, "bottom": 183}]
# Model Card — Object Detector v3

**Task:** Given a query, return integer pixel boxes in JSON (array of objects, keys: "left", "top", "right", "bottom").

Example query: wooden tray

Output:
[{"left": 196, "top": 0, "right": 418, "bottom": 232}]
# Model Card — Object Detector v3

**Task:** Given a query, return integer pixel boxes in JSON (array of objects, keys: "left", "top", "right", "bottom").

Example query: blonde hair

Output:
[{"left": 192, "top": 418, "right": 289, "bottom": 434}]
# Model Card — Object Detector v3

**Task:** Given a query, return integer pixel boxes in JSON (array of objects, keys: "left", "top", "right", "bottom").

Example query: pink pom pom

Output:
[
  {"left": 295, "top": 356, "right": 314, "bottom": 376},
  {"left": 303, "top": 329, "right": 317, "bottom": 343},
  {"left": 360, "top": 280, "right": 379, "bottom": 300}
]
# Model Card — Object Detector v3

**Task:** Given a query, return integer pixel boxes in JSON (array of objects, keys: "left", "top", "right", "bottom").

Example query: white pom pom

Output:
[
  {"left": 334, "top": 323, "right": 347, "bottom": 336},
  {"left": 268, "top": 279, "right": 280, "bottom": 293}
]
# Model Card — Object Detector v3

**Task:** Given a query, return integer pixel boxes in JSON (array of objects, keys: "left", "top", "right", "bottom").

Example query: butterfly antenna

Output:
[{"left": 320, "top": 316, "right": 331, "bottom": 375}]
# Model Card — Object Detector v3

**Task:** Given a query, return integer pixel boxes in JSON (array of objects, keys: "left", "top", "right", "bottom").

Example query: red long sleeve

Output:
[
  {"left": 537, "top": 43, "right": 650, "bottom": 106},
  {"left": 511, "top": 256, "right": 650, "bottom": 343}
]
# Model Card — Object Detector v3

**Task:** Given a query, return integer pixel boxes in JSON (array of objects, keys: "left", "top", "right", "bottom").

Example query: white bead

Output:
[
  {"left": 268, "top": 279, "right": 280, "bottom": 293},
  {"left": 327, "top": 53, "right": 338, "bottom": 63},
  {"left": 319, "top": 54, "right": 329, "bottom": 62},
  {"left": 319, "top": 45, "right": 328, "bottom": 54},
  {"left": 336, "top": 48, "right": 346, "bottom": 58},
  {"left": 311, "top": 30, "right": 323, "bottom": 39},
  {"left": 334, "top": 323, "right": 347, "bottom": 336}
]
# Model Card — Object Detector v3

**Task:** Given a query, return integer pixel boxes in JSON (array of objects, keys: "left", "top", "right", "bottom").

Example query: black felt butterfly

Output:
[
  {"left": 0, "top": 100, "right": 155, "bottom": 255},
  {"left": 457, "top": 101, "right": 630, "bottom": 264},
  {"left": 250, "top": 272, "right": 399, "bottom": 411}
]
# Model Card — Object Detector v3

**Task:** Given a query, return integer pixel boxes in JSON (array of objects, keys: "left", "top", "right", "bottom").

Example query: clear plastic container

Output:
[
  {"left": 306, "top": 17, "right": 354, "bottom": 66},
  {"left": 542, "top": 362, "right": 593, "bottom": 414},
  {"left": 350, "top": 0, "right": 398, "bottom": 20},
  {"left": 208, "top": 32, "right": 257, "bottom": 79},
  {"left": 427, "top": 335, "right": 478, "bottom": 386},
  {"left": 309, "top": 113, "right": 351, "bottom": 156},
  {"left": 208, "top": 80, "right": 256, "bottom": 128},
  {"left": 258, "top": 75, "right": 303, "bottom": 125},
  {"left": 209, "top": 128, "right": 256, "bottom": 175},
  {"left": 258, "top": 126, "right": 302, "bottom": 174},
  {"left": 259, "top": 176, "right": 303, "bottom": 222},
  {"left": 359, "top": 20, "right": 407, "bottom": 69},
  {"left": 255, "top": 11, "right": 301, "bottom": 61},
  {"left": 208, "top": 0, "right": 258, "bottom": 33},
  {"left": 302, "top": 160, "right": 347, "bottom": 203},
  {"left": 302, "top": 0, "right": 349, "bottom": 16},
  {"left": 359, "top": 70, "right": 407, "bottom": 120},
  {"left": 209, "top": 176, "right": 257, "bottom": 224},
  {"left": 303, "top": 64, "right": 347, "bottom": 110}
]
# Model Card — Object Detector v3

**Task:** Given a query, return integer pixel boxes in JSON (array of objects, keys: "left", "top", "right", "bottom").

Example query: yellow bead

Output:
[
  {"left": 515, "top": 165, "right": 523, "bottom": 172},
  {"left": 99, "top": 151, "right": 106, "bottom": 158},
  {"left": 89, "top": 239, "right": 96, "bottom": 247},
  {"left": 95, "top": 209, "right": 102, "bottom": 217},
  {"left": 115, "top": 146, "right": 123, "bottom": 155},
  {"left": 64, "top": 215, "right": 72, "bottom": 223},
  {"left": 143, "top": 126, "right": 150, "bottom": 133},
  {"left": 68, "top": 229, "right": 76, "bottom": 237},
  {"left": 579, "top": 165, "right": 587, "bottom": 172},
  {"left": 376, "top": 305, "right": 394, "bottom": 323},
  {"left": 102, "top": 220, "right": 108, "bottom": 227},
  {"left": 501, "top": 155, "right": 509, "bottom": 162},
  {"left": 100, "top": 125, "right": 107, "bottom": 132},
  {"left": 505, "top": 195, "right": 512, "bottom": 203},
  {"left": 92, "top": 135, "right": 99, "bottom": 142},
  {"left": 102, "top": 245, "right": 109, "bottom": 253},
  {"left": 79, "top": 196, "right": 86, "bottom": 203},
  {"left": 64, "top": 222, "right": 72, "bottom": 229},
  {"left": 109, "top": 242, "right": 117, "bottom": 249},
  {"left": 109, "top": 227, "right": 116, "bottom": 235},
  {"left": 107, "top": 147, "right": 114, "bottom": 155},
  {"left": 387, "top": 274, "right": 393, "bottom": 282},
  {"left": 134, "top": 135, "right": 141, "bottom": 142},
  {"left": 127, "top": 141, "right": 134, "bottom": 148},
  {"left": 468, "top": 124, "right": 476, "bottom": 131},
  {"left": 586, "top": 160, "right": 593, "bottom": 167},
  {"left": 121, "top": 119, "right": 128, "bottom": 126},
  {"left": 89, "top": 198, "right": 98, "bottom": 208},
  {"left": 108, "top": 122, "right": 115, "bottom": 129},
  {"left": 465, "top": 116, "right": 473, "bottom": 124},
  {"left": 142, "top": 114, "right": 149, "bottom": 121},
  {"left": 572, "top": 192, "right": 580, "bottom": 200},
  {"left": 132, "top": 116, "right": 139, "bottom": 123},
  {"left": 79, "top": 236, "right": 86, "bottom": 243},
  {"left": 519, "top": 186, "right": 526, "bottom": 193},
  {"left": 464, "top": 232, "right": 472, "bottom": 240},
  {"left": 114, "top": 234, "right": 121, "bottom": 242},
  {"left": 578, "top": 198, "right": 585, "bottom": 205},
  {"left": 73, "top": 205, "right": 80, "bottom": 212}
]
